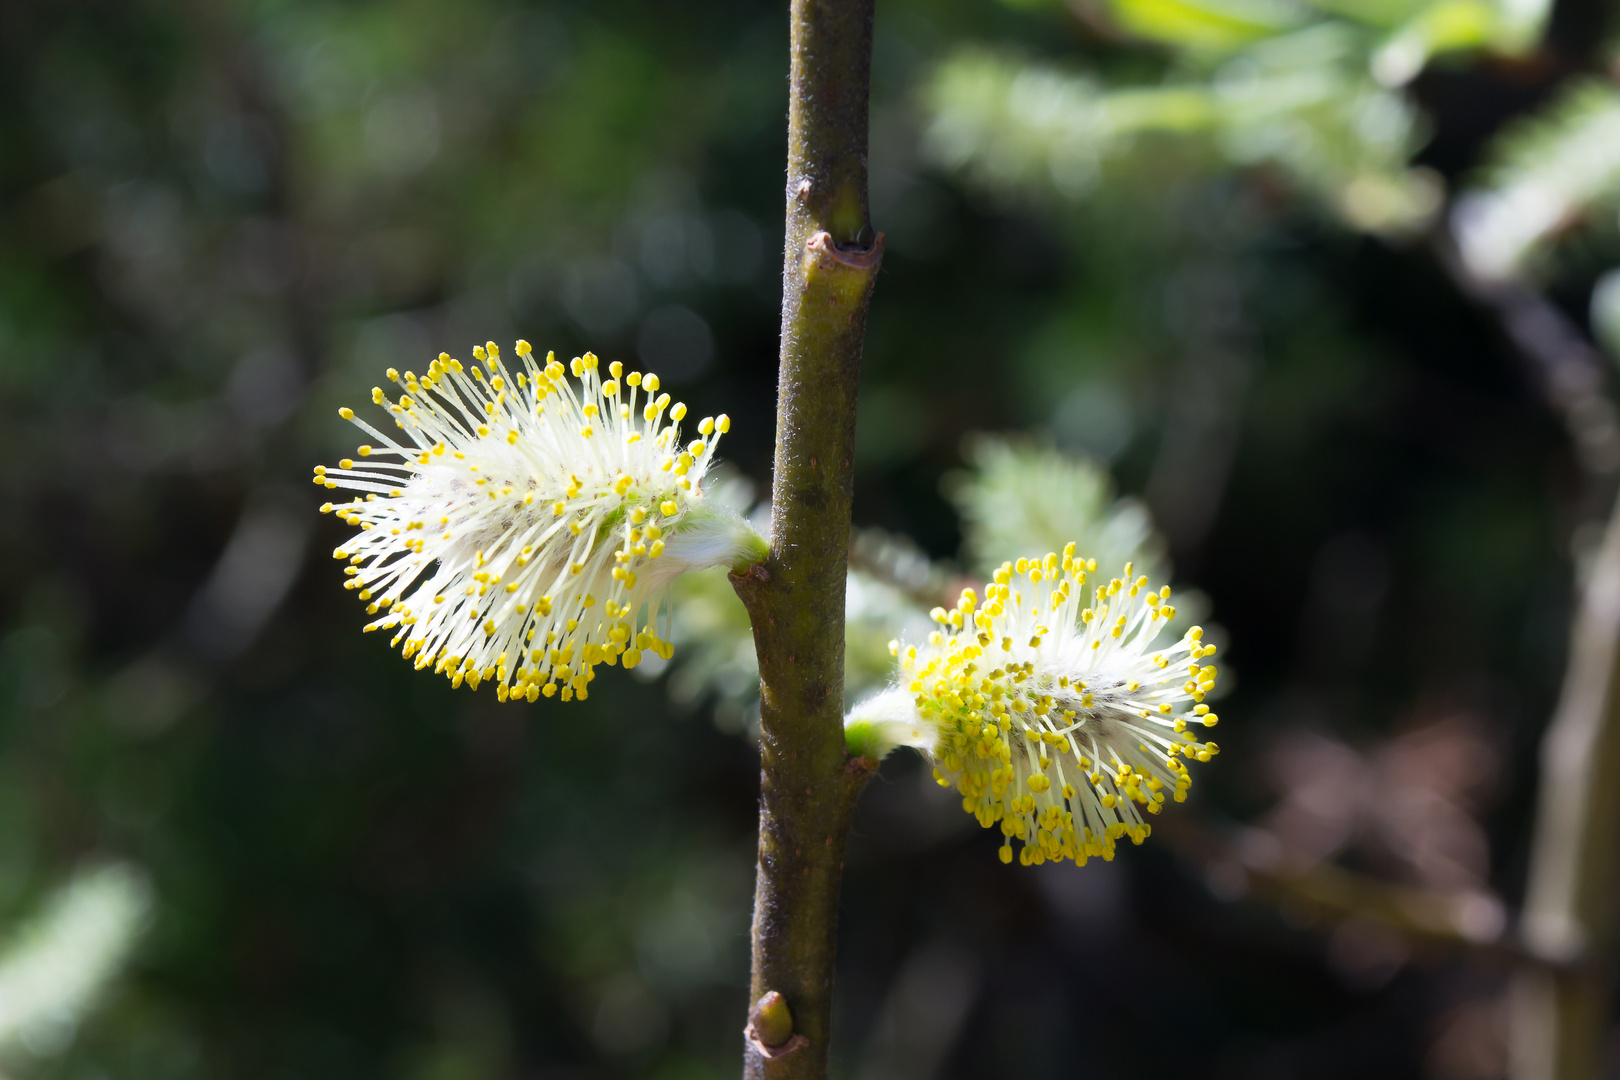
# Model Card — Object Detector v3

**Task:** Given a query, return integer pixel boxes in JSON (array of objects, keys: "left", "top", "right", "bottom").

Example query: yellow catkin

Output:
[
  {"left": 849, "top": 545, "right": 1222, "bottom": 866},
  {"left": 318, "top": 343, "right": 753, "bottom": 702}
]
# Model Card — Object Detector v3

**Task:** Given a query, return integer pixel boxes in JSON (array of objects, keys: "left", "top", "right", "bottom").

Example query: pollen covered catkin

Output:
[
  {"left": 317, "top": 342, "right": 763, "bottom": 703},
  {"left": 844, "top": 546, "right": 1221, "bottom": 866}
]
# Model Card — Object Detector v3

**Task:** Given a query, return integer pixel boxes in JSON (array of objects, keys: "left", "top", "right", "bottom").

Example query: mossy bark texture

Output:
[{"left": 730, "top": 2, "right": 883, "bottom": 1078}]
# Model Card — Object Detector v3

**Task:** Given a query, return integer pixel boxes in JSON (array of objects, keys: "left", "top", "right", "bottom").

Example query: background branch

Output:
[
  {"left": 1511, "top": 472, "right": 1620, "bottom": 1080},
  {"left": 1430, "top": 232, "right": 1620, "bottom": 498},
  {"left": 847, "top": 527, "right": 964, "bottom": 611},
  {"left": 1157, "top": 817, "right": 1535, "bottom": 964}
]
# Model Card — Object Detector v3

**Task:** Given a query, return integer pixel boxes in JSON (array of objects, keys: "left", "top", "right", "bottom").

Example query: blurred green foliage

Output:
[
  {"left": 926, "top": 38, "right": 1440, "bottom": 234},
  {"left": 943, "top": 434, "right": 1166, "bottom": 578},
  {"left": 1454, "top": 76, "right": 1620, "bottom": 280}
]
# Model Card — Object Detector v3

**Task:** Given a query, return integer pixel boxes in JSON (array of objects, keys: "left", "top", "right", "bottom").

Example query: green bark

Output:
[{"left": 729, "top": 1, "right": 884, "bottom": 1077}]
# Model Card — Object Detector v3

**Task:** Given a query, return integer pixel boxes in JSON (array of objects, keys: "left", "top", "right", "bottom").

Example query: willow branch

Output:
[
  {"left": 1429, "top": 232, "right": 1620, "bottom": 493},
  {"left": 1511, "top": 484, "right": 1620, "bottom": 1080},
  {"left": 729, "top": 2, "right": 884, "bottom": 1078},
  {"left": 847, "top": 527, "right": 964, "bottom": 611},
  {"left": 1157, "top": 817, "right": 1541, "bottom": 965}
]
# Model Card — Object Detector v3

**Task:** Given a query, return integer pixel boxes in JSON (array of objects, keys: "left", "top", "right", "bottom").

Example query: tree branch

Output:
[
  {"left": 729, "top": 2, "right": 884, "bottom": 1078},
  {"left": 1512, "top": 482, "right": 1620, "bottom": 1080},
  {"left": 847, "top": 526, "right": 965, "bottom": 612},
  {"left": 1429, "top": 232, "right": 1620, "bottom": 495},
  {"left": 1158, "top": 816, "right": 1544, "bottom": 966}
]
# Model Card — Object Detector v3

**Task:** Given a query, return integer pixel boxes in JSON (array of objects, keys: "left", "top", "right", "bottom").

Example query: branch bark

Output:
[
  {"left": 847, "top": 526, "right": 965, "bottom": 612},
  {"left": 729, "top": 2, "right": 884, "bottom": 1078},
  {"left": 1429, "top": 232, "right": 1620, "bottom": 496},
  {"left": 1512, "top": 484, "right": 1620, "bottom": 1080},
  {"left": 1155, "top": 815, "right": 1535, "bottom": 964}
]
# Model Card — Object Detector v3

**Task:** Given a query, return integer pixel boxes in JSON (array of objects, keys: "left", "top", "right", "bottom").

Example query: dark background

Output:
[{"left": 1, "top": 0, "right": 1617, "bottom": 1077}]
